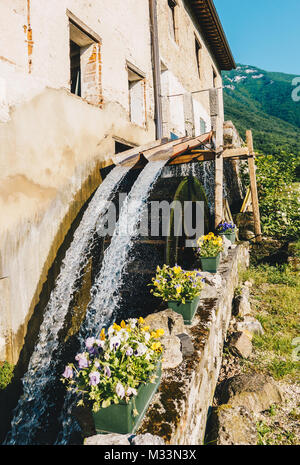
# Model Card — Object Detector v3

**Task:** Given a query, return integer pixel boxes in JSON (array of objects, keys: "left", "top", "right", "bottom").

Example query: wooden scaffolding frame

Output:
[{"left": 112, "top": 129, "right": 262, "bottom": 243}]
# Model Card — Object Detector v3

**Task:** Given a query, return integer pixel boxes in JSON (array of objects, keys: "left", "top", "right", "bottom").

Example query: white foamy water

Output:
[
  {"left": 4, "top": 165, "right": 130, "bottom": 445},
  {"left": 56, "top": 159, "right": 167, "bottom": 444}
]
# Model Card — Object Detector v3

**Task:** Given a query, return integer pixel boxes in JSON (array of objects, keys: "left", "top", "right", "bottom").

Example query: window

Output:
[
  {"left": 213, "top": 67, "right": 218, "bottom": 88},
  {"left": 195, "top": 37, "right": 202, "bottom": 78},
  {"left": 70, "top": 40, "right": 81, "bottom": 96},
  {"left": 68, "top": 11, "right": 102, "bottom": 105},
  {"left": 168, "top": 0, "right": 178, "bottom": 43},
  {"left": 200, "top": 118, "right": 207, "bottom": 135},
  {"left": 127, "top": 63, "right": 146, "bottom": 126}
]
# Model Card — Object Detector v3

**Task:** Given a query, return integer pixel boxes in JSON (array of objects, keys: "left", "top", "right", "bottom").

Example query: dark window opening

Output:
[
  {"left": 213, "top": 68, "right": 218, "bottom": 88},
  {"left": 168, "top": 0, "right": 177, "bottom": 42},
  {"left": 115, "top": 141, "right": 134, "bottom": 154},
  {"left": 195, "top": 38, "right": 202, "bottom": 78},
  {"left": 70, "top": 40, "right": 81, "bottom": 96}
]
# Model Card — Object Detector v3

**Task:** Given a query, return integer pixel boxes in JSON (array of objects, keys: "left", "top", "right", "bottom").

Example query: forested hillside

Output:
[{"left": 222, "top": 64, "right": 300, "bottom": 159}]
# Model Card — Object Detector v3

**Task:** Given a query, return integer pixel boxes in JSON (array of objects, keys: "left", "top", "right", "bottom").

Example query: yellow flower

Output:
[
  {"left": 153, "top": 280, "right": 160, "bottom": 287},
  {"left": 113, "top": 323, "right": 121, "bottom": 331},
  {"left": 151, "top": 331, "right": 158, "bottom": 339},
  {"left": 120, "top": 320, "right": 126, "bottom": 329},
  {"left": 173, "top": 265, "right": 182, "bottom": 274},
  {"left": 156, "top": 328, "right": 165, "bottom": 337},
  {"left": 100, "top": 328, "right": 106, "bottom": 341},
  {"left": 138, "top": 317, "right": 145, "bottom": 325},
  {"left": 151, "top": 342, "right": 162, "bottom": 352},
  {"left": 141, "top": 325, "right": 150, "bottom": 332}
]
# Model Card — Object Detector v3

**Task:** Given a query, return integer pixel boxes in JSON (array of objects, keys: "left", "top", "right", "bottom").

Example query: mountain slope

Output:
[{"left": 222, "top": 64, "right": 300, "bottom": 157}]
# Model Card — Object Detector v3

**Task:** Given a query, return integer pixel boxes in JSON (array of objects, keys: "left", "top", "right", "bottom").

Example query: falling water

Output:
[
  {"left": 160, "top": 160, "right": 215, "bottom": 214},
  {"left": 4, "top": 164, "right": 130, "bottom": 445},
  {"left": 56, "top": 159, "right": 167, "bottom": 444}
]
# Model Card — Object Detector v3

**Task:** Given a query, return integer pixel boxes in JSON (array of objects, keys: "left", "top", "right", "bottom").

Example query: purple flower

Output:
[
  {"left": 89, "top": 371, "right": 100, "bottom": 386},
  {"left": 75, "top": 353, "right": 90, "bottom": 369},
  {"left": 62, "top": 365, "right": 73, "bottom": 379},
  {"left": 104, "top": 365, "right": 111, "bottom": 378},
  {"left": 109, "top": 336, "right": 121, "bottom": 351},
  {"left": 126, "top": 347, "right": 133, "bottom": 356}
]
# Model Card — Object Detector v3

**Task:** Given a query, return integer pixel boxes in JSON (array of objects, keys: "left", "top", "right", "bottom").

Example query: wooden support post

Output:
[
  {"left": 214, "top": 150, "right": 223, "bottom": 228},
  {"left": 246, "top": 130, "right": 262, "bottom": 243}
]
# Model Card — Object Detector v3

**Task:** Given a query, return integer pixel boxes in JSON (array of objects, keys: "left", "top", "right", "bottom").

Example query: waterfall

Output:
[
  {"left": 56, "top": 159, "right": 167, "bottom": 444},
  {"left": 4, "top": 165, "right": 130, "bottom": 445},
  {"left": 160, "top": 161, "right": 215, "bottom": 214}
]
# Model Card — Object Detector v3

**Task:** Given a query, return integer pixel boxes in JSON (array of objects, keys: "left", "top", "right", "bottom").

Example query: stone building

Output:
[{"left": 0, "top": 0, "right": 235, "bottom": 364}]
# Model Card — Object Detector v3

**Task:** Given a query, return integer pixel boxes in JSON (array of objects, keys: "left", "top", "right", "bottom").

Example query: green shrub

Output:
[
  {"left": 255, "top": 154, "right": 300, "bottom": 241},
  {"left": 0, "top": 362, "right": 14, "bottom": 390}
]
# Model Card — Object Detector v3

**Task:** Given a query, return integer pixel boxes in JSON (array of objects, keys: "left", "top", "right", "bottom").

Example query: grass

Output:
[
  {"left": 257, "top": 420, "right": 297, "bottom": 445},
  {"left": 240, "top": 259, "right": 300, "bottom": 383}
]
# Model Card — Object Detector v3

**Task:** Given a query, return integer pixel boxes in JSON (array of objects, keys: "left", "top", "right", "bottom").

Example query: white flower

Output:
[
  {"left": 119, "top": 329, "right": 129, "bottom": 341},
  {"left": 109, "top": 336, "right": 121, "bottom": 351},
  {"left": 126, "top": 387, "right": 137, "bottom": 397},
  {"left": 116, "top": 382, "right": 125, "bottom": 399},
  {"left": 144, "top": 332, "right": 151, "bottom": 342},
  {"left": 127, "top": 318, "right": 137, "bottom": 329},
  {"left": 135, "top": 343, "right": 147, "bottom": 357},
  {"left": 95, "top": 339, "right": 105, "bottom": 349},
  {"left": 107, "top": 326, "right": 115, "bottom": 336}
]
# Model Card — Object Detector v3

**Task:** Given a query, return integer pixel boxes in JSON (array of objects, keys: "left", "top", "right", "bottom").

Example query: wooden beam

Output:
[
  {"left": 168, "top": 150, "right": 215, "bottom": 165},
  {"left": 246, "top": 130, "right": 262, "bottom": 242},
  {"left": 223, "top": 147, "right": 250, "bottom": 158}
]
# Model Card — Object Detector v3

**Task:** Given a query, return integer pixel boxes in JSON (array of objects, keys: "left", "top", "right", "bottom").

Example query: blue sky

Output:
[{"left": 214, "top": 0, "right": 300, "bottom": 75}]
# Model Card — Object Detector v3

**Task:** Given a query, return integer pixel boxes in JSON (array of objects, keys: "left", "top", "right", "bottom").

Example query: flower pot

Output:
[
  {"left": 199, "top": 253, "right": 221, "bottom": 273},
  {"left": 218, "top": 231, "right": 236, "bottom": 244},
  {"left": 167, "top": 296, "right": 200, "bottom": 325},
  {"left": 92, "top": 362, "right": 162, "bottom": 434}
]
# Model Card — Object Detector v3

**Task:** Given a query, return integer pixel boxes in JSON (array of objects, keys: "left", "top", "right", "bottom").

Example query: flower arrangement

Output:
[
  {"left": 150, "top": 264, "right": 204, "bottom": 304},
  {"left": 61, "top": 317, "right": 164, "bottom": 414},
  {"left": 216, "top": 221, "right": 236, "bottom": 233},
  {"left": 196, "top": 232, "right": 224, "bottom": 258}
]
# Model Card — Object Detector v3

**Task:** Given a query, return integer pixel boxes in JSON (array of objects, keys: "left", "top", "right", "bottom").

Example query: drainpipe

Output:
[{"left": 149, "top": 0, "right": 163, "bottom": 140}]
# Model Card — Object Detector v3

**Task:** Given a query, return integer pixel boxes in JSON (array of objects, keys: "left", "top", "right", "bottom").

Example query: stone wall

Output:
[{"left": 137, "top": 243, "right": 250, "bottom": 444}]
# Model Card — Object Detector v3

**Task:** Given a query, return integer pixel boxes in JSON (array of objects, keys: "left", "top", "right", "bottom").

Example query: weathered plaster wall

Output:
[
  {"left": 0, "top": 87, "right": 157, "bottom": 364},
  {"left": 0, "top": 1, "right": 156, "bottom": 364}
]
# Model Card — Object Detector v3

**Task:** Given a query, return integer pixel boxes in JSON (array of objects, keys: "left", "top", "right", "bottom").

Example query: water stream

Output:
[
  {"left": 4, "top": 164, "right": 130, "bottom": 445},
  {"left": 56, "top": 159, "right": 167, "bottom": 444}
]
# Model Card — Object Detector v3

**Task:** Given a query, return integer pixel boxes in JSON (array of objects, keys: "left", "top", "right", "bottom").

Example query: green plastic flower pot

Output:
[
  {"left": 167, "top": 296, "right": 200, "bottom": 325},
  {"left": 199, "top": 253, "right": 220, "bottom": 273},
  {"left": 219, "top": 231, "right": 236, "bottom": 244},
  {"left": 92, "top": 362, "right": 162, "bottom": 434}
]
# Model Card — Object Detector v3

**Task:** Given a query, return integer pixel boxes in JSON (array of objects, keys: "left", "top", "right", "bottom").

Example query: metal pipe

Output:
[{"left": 149, "top": 0, "right": 163, "bottom": 140}]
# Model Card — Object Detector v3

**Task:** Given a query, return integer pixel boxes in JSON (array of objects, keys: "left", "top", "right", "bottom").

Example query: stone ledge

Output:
[{"left": 137, "top": 243, "right": 250, "bottom": 445}]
